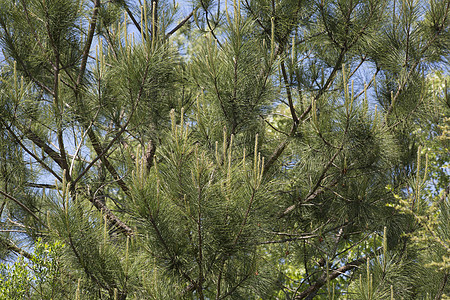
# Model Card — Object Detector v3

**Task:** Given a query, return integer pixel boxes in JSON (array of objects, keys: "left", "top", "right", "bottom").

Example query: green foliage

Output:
[
  {"left": 0, "top": 257, "right": 32, "bottom": 300},
  {"left": 0, "top": 238, "right": 64, "bottom": 300},
  {"left": 0, "top": 0, "right": 449, "bottom": 298}
]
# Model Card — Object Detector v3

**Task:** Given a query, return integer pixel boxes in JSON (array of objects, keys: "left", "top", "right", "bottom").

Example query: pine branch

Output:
[
  {"left": 66, "top": 230, "right": 109, "bottom": 291},
  {"left": 199, "top": 0, "right": 222, "bottom": 48},
  {"left": 233, "top": 189, "right": 256, "bottom": 245},
  {"left": 435, "top": 272, "right": 449, "bottom": 300},
  {"left": 125, "top": 5, "right": 142, "bottom": 33},
  {"left": 386, "top": 1, "right": 450, "bottom": 119},
  {"left": 2, "top": 122, "right": 62, "bottom": 182},
  {"left": 1, "top": 238, "right": 34, "bottom": 260},
  {"left": 76, "top": 0, "right": 100, "bottom": 88},
  {"left": 281, "top": 61, "right": 298, "bottom": 124},
  {"left": 90, "top": 195, "right": 134, "bottom": 236},
  {"left": 218, "top": 273, "right": 251, "bottom": 300},
  {"left": 264, "top": 47, "right": 346, "bottom": 174},
  {"left": 25, "top": 183, "right": 57, "bottom": 189},
  {"left": 293, "top": 247, "right": 382, "bottom": 299},
  {"left": 243, "top": 0, "right": 270, "bottom": 36},
  {"left": 0, "top": 189, "right": 47, "bottom": 228},
  {"left": 82, "top": 129, "right": 130, "bottom": 194},
  {"left": 22, "top": 127, "right": 66, "bottom": 169},
  {"left": 260, "top": 114, "right": 290, "bottom": 136},
  {"left": 74, "top": 55, "right": 153, "bottom": 194},
  {"left": 196, "top": 185, "right": 205, "bottom": 300},
  {"left": 0, "top": 17, "right": 54, "bottom": 95},
  {"left": 19, "top": 0, "right": 56, "bottom": 71},
  {"left": 145, "top": 139, "right": 156, "bottom": 171},
  {"left": 49, "top": 34, "right": 72, "bottom": 184},
  {"left": 319, "top": 1, "right": 340, "bottom": 48},
  {"left": 258, "top": 236, "right": 318, "bottom": 244},
  {"left": 149, "top": 215, "right": 195, "bottom": 285}
]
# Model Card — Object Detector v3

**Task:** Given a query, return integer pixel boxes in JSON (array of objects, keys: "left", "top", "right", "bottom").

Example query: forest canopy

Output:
[{"left": 0, "top": 0, "right": 449, "bottom": 299}]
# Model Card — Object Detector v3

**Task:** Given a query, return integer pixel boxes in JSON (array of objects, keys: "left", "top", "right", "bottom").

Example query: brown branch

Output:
[
  {"left": 144, "top": 139, "right": 156, "bottom": 171},
  {"left": 435, "top": 272, "right": 449, "bottom": 300},
  {"left": 294, "top": 248, "right": 382, "bottom": 299},
  {"left": 281, "top": 61, "right": 298, "bottom": 124},
  {"left": 282, "top": 168, "right": 340, "bottom": 216},
  {"left": 76, "top": 0, "right": 100, "bottom": 88},
  {"left": 196, "top": 185, "right": 205, "bottom": 299},
  {"left": 0, "top": 190, "right": 47, "bottom": 228},
  {"left": 166, "top": 9, "right": 196, "bottom": 38},
  {"left": 264, "top": 48, "right": 346, "bottom": 174},
  {"left": 74, "top": 57, "right": 152, "bottom": 194},
  {"left": 305, "top": 148, "right": 342, "bottom": 199},
  {"left": 233, "top": 189, "right": 256, "bottom": 245},
  {"left": 51, "top": 40, "right": 72, "bottom": 184},
  {"left": 82, "top": 129, "right": 130, "bottom": 194},
  {"left": 319, "top": 1, "right": 341, "bottom": 48},
  {"left": 66, "top": 230, "right": 109, "bottom": 291},
  {"left": 258, "top": 235, "right": 318, "bottom": 244},
  {"left": 243, "top": 0, "right": 270, "bottom": 36},
  {"left": 25, "top": 183, "right": 57, "bottom": 189},
  {"left": 149, "top": 215, "right": 195, "bottom": 285},
  {"left": 19, "top": 0, "right": 56, "bottom": 70},
  {"left": 23, "top": 128, "right": 65, "bottom": 169},
  {"left": 1, "top": 238, "right": 34, "bottom": 260},
  {"left": 125, "top": 6, "right": 142, "bottom": 33},
  {"left": 0, "top": 15, "right": 54, "bottom": 96},
  {"left": 71, "top": 0, "right": 129, "bottom": 194},
  {"left": 199, "top": 0, "right": 222, "bottom": 48},
  {"left": 91, "top": 196, "right": 134, "bottom": 236},
  {"left": 261, "top": 115, "right": 290, "bottom": 136},
  {"left": 218, "top": 273, "right": 251, "bottom": 300},
  {"left": 2, "top": 122, "right": 62, "bottom": 182},
  {"left": 263, "top": 122, "right": 296, "bottom": 174}
]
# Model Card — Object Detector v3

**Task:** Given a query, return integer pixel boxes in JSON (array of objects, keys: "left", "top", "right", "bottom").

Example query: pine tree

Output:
[{"left": 0, "top": 0, "right": 449, "bottom": 299}]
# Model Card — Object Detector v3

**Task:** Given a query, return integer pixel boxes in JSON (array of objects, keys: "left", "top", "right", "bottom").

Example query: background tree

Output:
[{"left": 0, "top": 0, "right": 449, "bottom": 299}]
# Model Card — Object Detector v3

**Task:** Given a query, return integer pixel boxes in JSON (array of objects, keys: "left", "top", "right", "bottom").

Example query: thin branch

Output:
[
  {"left": 66, "top": 231, "right": 109, "bottom": 291},
  {"left": 294, "top": 247, "right": 382, "bottom": 299},
  {"left": 260, "top": 115, "right": 290, "bottom": 136},
  {"left": 199, "top": 0, "right": 222, "bottom": 47},
  {"left": 196, "top": 184, "right": 205, "bottom": 299},
  {"left": 435, "top": 272, "right": 449, "bottom": 300},
  {"left": 125, "top": 6, "right": 142, "bottom": 33},
  {"left": 76, "top": 0, "right": 100, "bottom": 88},
  {"left": 0, "top": 190, "right": 47, "bottom": 228},
  {"left": 0, "top": 230, "right": 27, "bottom": 233},
  {"left": 281, "top": 61, "right": 299, "bottom": 124},
  {"left": 348, "top": 55, "right": 367, "bottom": 79},
  {"left": 218, "top": 274, "right": 251, "bottom": 300},
  {"left": 1, "top": 238, "right": 34, "bottom": 260},
  {"left": 258, "top": 235, "right": 318, "bottom": 245},
  {"left": 73, "top": 58, "right": 152, "bottom": 194},
  {"left": 166, "top": 9, "right": 196, "bottom": 38},
  {"left": 264, "top": 47, "right": 346, "bottom": 174},
  {"left": 19, "top": 0, "right": 56, "bottom": 70},
  {"left": 2, "top": 123, "right": 62, "bottom": 182},
  {"left": 233, "top": 189, "right": 256, "bottom": 245},
  {"left": 282, "top": 147, "right": 342, "bottom": 216},
  {"left": 22, "top": 127, "right": 65, "bottom": 169},
  {"left": 90, "top": 195, "right": 134, "bottom": 236},
  {"left": 69, "top": 109, "right": 99, "bottom": 177},
  {"left": 25, "top": 183, "right": 57, "bottom": 189}
]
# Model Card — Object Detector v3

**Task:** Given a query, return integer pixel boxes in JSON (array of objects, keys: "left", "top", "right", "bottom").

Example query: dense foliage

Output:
[{"left": 0, "top": 0, "right": 449, "bottom": 298}]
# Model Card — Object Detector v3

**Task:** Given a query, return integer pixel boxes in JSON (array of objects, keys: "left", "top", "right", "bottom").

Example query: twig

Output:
[
  {"left": 0, "top": 190, "right": 47, "bottom": 228},
  {"left": 166, "top": 9, "right": 196, "bottom": 38},
  {"left": 293, "top": 247, "right": 382, "bottom": 299}
]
